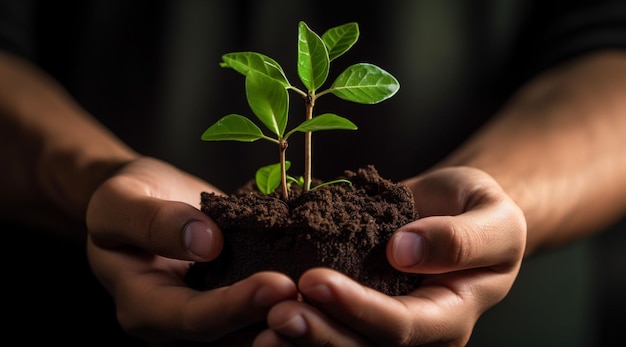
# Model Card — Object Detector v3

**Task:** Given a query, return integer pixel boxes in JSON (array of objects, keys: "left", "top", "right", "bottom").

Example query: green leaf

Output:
[
  {"left": 256, "top": 161, "right": 291, "bottom": 194},
  {"left": 246, "top": 70, "right": 289, "bottom": 137},
  {"left": 312, "top": 179, "right": 352, "bottom": 190},
  {"left": 330, "top": 63, "right": 400, "bottom": 104},
  {"left": 220, "top": 52, "right": 289, "bottom": 86},
  {"left": 322, "top": 22, "right": 359, "bottom": 62},
  {"left": 287, "top": 175, "right": 304, "bottom": 187},
  {"left": 292, "top": 113, "right": 357, "bottom": 133},
  {"left": 297, "top": 21, "right": 329, "bottom": 92},
  {"left": 201, "top": 114, "right": 265, "bottom": 142}
]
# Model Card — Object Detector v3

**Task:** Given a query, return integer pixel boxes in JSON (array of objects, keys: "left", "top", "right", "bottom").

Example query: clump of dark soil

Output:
[{"left": 184, "top": 165, "right": 422, "bottom": 296}]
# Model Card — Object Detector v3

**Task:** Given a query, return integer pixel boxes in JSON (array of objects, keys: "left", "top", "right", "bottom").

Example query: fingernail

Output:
[
  {"left": 183, "top": 221, "right": 213, "bottom": 258},
  {"left": 276, "top": 314, "right": 307, "bottom": 337},
  {"left": 392, "top": 232, "right": 424, "bottom": 267}
]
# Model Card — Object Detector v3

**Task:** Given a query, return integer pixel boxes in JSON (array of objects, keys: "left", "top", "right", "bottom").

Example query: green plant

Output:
[{"left": 201, "top": 21, "right": 399, "bottom": 200}]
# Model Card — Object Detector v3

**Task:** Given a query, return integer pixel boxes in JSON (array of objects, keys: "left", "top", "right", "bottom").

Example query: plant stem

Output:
[
  {"left": 279, "top": 139, "right": 289, "bottom": 200},
  {"left": 304, "top": 92, "right": 314, "bottom": 191}
]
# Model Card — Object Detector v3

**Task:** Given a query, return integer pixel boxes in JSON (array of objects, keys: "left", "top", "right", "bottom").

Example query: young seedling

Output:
[{"left": 201, "top": 21, "right": 399, "bottom": 201}]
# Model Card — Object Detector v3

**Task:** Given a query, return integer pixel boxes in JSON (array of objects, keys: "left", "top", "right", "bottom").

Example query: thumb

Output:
[
  {"left": 87, "top": 188, "right": 223, "bottom": 262},
  {"left": 386, "top": 199, "right": 524, "bottom": 274},
  {"left": 137, "top": 198, "right": 224, "bottom": 261}
]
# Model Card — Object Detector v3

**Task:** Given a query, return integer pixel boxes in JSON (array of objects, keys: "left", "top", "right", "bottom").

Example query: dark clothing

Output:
[{"left": 2, "top": 1, "right": 626, "bottom": 345}]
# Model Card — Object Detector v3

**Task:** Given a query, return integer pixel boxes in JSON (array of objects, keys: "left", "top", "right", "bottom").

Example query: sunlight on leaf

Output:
[
  {"left": 221, "top": 52, "right": 289, "bottom": 86},
  {"left": 246, "top": 71, "right": 289, "bottom": 137},
  {"left": 330, "top": 63, "right": 400, "bottom": 104},
  {"left": 202, "top": 21, "right": 400, "bottom": 199},
  {"left": 297, "top": 21, "right": 330, "bottom": 92},
  {"left": 292, "top": 113, "right": 357, "bottom": 133},
  {"left": 201, "top": 114, "right": 265, "bottom": 142},
  {"left": 322, "top": 22, "right": 359, "bottom": 62},
  {"left": 256, "top": 161, "right": 291, "bottom": 194}
]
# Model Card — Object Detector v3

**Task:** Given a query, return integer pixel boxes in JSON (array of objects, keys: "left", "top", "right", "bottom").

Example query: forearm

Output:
[
  {"left": 0, "top": 50, "right": 138, "bottom": 240},
  {"left": 433, "top": 50, "right": 626, "bottom": 255}
]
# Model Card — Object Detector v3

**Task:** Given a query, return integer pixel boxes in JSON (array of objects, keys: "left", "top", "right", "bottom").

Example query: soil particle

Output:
[{"left": 184, "top": 165, "right": 422, "bottom": 296}]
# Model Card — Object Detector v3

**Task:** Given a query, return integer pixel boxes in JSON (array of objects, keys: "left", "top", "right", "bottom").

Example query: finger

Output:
[
  {"left": 257, "top": 299, "right": 374, "bottom": 347},
  {"left": 253, "top": 329, "right": 293, "bottom": 347},
  {"left": 87, "top": 176, "right": 223, "bottom": 262},
  {"left": 177, "top": 272, "right": 298, "bottom": 342},
  {"left": 297, "top": 268, "right": 477, "bottom": 346},
  {"left": 387, "top": 196, "right": 525, "bottom": 274},
  {"left": 91, "top": 239, "right": 298, "bottom": 343}
]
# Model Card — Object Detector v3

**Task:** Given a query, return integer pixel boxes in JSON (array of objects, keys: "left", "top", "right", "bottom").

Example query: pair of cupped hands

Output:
[{"left": 86, "top": 157, "right": 526, "bottom": 347}]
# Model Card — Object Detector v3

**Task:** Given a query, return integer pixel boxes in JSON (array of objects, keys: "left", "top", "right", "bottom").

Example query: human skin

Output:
[
  {"left": 440, "top": 50, "right": 626, "bottom": 255},
  {"left": 0, "top": 50, "right": 300, "bottom": 343},
  {"left": 3, "top": 44, "right": 626, "bottom": 345},
  {"left": 254, "top": 167, "right": 525, "bottom": 347},
  {"left": 253, "top": 50, "right": 626, "bottom": 346}
]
